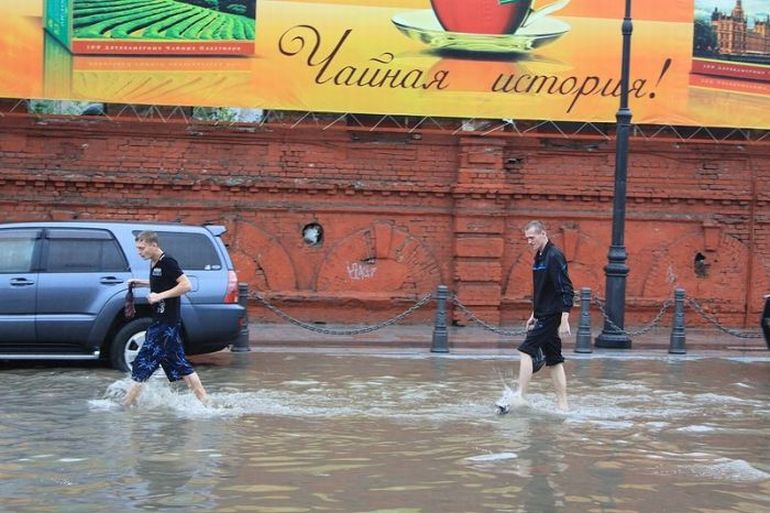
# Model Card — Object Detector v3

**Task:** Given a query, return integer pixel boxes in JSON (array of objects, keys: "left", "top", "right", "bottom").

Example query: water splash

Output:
[{"left": 89, "top": 377, "right": 495, "bottom": 420}]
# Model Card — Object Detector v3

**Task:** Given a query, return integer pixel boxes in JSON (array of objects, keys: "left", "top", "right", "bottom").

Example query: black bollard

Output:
[
  {"left": 762, "top": 295, "right": 770, "bottom": 350},
  {"left": 575, "top": 287, "right": 593, "bottom": 353},
  {"left": 430, "top": 285, "right": 449, "bottom": 353},
  {"left": 668, "top": 288, "right": 686, "bottom": 354},
  {"left": 230, "top": 282, "right": 251, "bottom": 352}
]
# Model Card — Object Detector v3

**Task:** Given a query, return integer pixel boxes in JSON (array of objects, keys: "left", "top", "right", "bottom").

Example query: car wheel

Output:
[{"left": 110, "top": 318, "right": 153, "bottom": 372}]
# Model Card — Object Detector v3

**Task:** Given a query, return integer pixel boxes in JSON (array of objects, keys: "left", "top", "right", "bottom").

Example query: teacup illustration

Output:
[{"left": 430, "top": 0, "right": 570, "bottom": 35}]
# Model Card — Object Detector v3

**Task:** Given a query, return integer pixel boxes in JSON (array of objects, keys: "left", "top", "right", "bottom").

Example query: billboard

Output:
[{"left": 1, "top": 0, "right": 769, "bottom": 128}]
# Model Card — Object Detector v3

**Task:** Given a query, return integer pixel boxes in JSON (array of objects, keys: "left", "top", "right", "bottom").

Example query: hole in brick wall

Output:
[
  {"left": 302, "top": 223, "right": 323, "bottom": 246},
  {"left": 694, "top": 252, "right": 708, "bottom": 278},
  {"left": 504, "top": 156, "right": 524, "bottom": 170}
]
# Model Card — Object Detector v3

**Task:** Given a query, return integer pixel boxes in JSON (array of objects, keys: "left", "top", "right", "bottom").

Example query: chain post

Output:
[
  {"left": 760, "top": 295, "right": 770, "bottom": 349},
  {"left": 230, "top": 282, "right": 251, "bottom": 352},
  {"left": 668, "top": 288, "right": 686, "bottom": 354},
  {"left": 575, "top": 287, "right": 593, "bottom": 353},
  {"left": 430, "top": 285, "right": 450, "bottom": 353}
]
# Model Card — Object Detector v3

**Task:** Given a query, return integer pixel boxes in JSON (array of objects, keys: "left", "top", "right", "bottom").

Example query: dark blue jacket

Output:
[{"left": 532, "top": 241, "right": 574, "bottom": 317}]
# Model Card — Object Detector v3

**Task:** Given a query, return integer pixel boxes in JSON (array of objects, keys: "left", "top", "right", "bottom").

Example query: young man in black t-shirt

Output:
[{"left": 123, "top": 231, "right": 208, "bottom": 407}]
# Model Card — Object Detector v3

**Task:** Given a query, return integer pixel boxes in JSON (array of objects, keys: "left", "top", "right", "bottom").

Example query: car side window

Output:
[
  {"left": 0, "top": 230, "right": 39, "bottom": 273},
  {"left": 44, "top": 229, "right": 129, "bottom": 273},
  {"left": 136, "top": 231, "right": 222, "bottom": 271}
]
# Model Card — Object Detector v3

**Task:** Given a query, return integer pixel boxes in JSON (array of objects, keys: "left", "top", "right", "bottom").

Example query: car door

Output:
[
  {"left": 0, "top": 228, "right": 41, "bottom": 345},
  {"left": 35, "top": 228, "right": 131, "bottom": 350}
]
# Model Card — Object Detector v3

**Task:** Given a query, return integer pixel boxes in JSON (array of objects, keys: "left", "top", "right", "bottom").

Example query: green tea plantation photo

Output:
[{"left": 73, "top": 0, "right": 255, "bottom": 40}]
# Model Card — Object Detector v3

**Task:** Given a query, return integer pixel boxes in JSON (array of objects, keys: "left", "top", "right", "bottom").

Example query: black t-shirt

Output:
[{"left": 150, "top": 254, "right": 184, "bottom": 324}]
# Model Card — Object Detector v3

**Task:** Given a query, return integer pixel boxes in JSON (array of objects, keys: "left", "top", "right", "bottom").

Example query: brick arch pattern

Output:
[
  {"left": 229, "top": 221, "right": 297, "bottom": 292},
  {"left": 315, "top": 222, "right": 442, "bottom": 295},
  {"left": 503, "top": 229, "right": 605, "bottom": 300},
  {"left": 504, "top": 224, "right": 769, "bottom": 314},
  {"left": 638, "top": 231, "right": 769, "bottom": 311}
]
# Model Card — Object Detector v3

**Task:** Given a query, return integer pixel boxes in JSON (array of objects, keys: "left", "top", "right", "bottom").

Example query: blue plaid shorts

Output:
[{"left": 130, "top": 321, "right": 195, "bottom": 383}]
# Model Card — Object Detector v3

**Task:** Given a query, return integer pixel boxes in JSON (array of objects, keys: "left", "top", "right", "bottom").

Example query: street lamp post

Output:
[{"left": 595, "top": 0, "right": 633, "bottom": 349}]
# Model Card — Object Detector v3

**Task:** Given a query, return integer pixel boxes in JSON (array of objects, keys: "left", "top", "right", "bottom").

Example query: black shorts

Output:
[{"left": 517, "top": 314, "right": 565, "bottom": 366}]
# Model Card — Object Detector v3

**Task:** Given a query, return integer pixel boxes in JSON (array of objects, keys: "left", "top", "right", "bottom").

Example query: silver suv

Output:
[{"left": 0, "top": 221, "right": 245, "bottom": 370}]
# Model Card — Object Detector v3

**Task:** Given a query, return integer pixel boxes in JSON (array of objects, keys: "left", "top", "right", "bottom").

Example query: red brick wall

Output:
[{"left": 1, "top": 113, "right": 768, "bottom": 329}]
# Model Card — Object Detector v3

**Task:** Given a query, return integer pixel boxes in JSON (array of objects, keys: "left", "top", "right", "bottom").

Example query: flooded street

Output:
[{"left": 1, "top": 350, "right": 768, "bottom": 513}]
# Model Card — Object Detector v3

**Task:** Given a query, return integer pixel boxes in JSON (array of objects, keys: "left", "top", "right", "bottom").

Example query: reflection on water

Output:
[{"left": 0, "top": 352, "right": 768, "bottom": 513}]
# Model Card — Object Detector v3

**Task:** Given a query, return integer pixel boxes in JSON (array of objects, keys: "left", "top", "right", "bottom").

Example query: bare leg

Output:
[
  {"left": 123, "top": 382, "right": 144, "bottom": 408},
  {"left": 517, "top": 351, "right": 534, "bottom": 400},
  {"left": 549, "top": 363, "right": 568, "bottom": 412},
  {"left": 183, "top": 372, "right": 208, "bottom": 405}
]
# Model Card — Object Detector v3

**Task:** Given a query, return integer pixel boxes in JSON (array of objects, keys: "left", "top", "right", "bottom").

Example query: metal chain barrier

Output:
[
  {"left": 592, "top": 294, "right": 673, "bottom": 337},
  {"left": 251, "top": 287, "right": 762, "bottom": 340},
  {"left": 452, "top": 296, "right": 529, "bottom": 337},
  {"left": 250, "top": 291, "right": 434, "bottom": 336},
  {"left": 685, "top": 296, "right": 763, "bottom": 339}
]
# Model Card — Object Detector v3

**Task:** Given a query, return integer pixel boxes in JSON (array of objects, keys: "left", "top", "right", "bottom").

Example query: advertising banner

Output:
[{"left": 0, "top": 0, "right": 768, "bottom": 128}]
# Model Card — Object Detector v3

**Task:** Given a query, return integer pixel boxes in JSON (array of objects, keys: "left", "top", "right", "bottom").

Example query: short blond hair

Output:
[
  {"left": 524, "top": 220, "right": 546, "bottom": 233},
  {"left": 135, "top": 230, "right": 159, "bottom": 245}
]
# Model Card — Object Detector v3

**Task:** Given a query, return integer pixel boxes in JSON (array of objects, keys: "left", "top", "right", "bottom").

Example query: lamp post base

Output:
[{"left": 595, "top": 332, "right": 632, "bottom": 349}]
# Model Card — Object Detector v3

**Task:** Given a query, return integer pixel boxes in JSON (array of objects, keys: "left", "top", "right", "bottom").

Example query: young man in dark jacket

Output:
[{"left": 514, "top": 220, "right": 573, "bottom": 411}]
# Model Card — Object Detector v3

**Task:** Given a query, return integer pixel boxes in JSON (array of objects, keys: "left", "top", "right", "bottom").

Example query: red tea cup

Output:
[{"left": 430, "top": 0, "right": 569, "bottom": 35}]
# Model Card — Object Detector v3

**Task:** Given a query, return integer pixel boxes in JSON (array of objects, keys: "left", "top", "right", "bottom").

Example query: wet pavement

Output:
[{"left": 0, "top": 347, "right": 768, "bottom": 513}]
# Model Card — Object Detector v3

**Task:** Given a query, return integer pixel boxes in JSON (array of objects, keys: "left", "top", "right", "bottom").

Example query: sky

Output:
[{"left": 694, "top": 0, "right": 770, "bottom": 24}]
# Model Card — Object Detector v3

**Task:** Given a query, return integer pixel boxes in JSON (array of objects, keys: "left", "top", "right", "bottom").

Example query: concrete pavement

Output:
[{"left": 245, "top": 322, "right": 768, "bottom": 353}]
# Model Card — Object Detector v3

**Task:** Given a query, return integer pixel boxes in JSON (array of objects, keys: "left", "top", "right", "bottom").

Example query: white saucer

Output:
[{"left": 391, "top": 9, "right": 570, "bottom": 53}]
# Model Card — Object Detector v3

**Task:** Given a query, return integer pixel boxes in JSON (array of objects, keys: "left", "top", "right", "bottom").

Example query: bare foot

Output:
[
  {"left": 122, "top": 384, "right": 142, "bottom": 408},
  {"left": 195, "top": 389, "right": 209, "bottom": 406},
  {"left": 510, "top": 394, "right": 530, "bottom": 408}
]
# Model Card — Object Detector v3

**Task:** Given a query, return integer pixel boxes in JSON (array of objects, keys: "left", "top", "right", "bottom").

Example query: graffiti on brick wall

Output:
[
  {"left": 347, "top": 261, "right": 377, "bottom": 281},
  {"left": 317, "top": 221, "right": 442, "bottom": 294}
]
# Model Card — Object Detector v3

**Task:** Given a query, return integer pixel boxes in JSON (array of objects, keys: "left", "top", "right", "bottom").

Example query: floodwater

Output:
[{"left": 0, "top": 349, "right": 768, "bottom": 513}]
